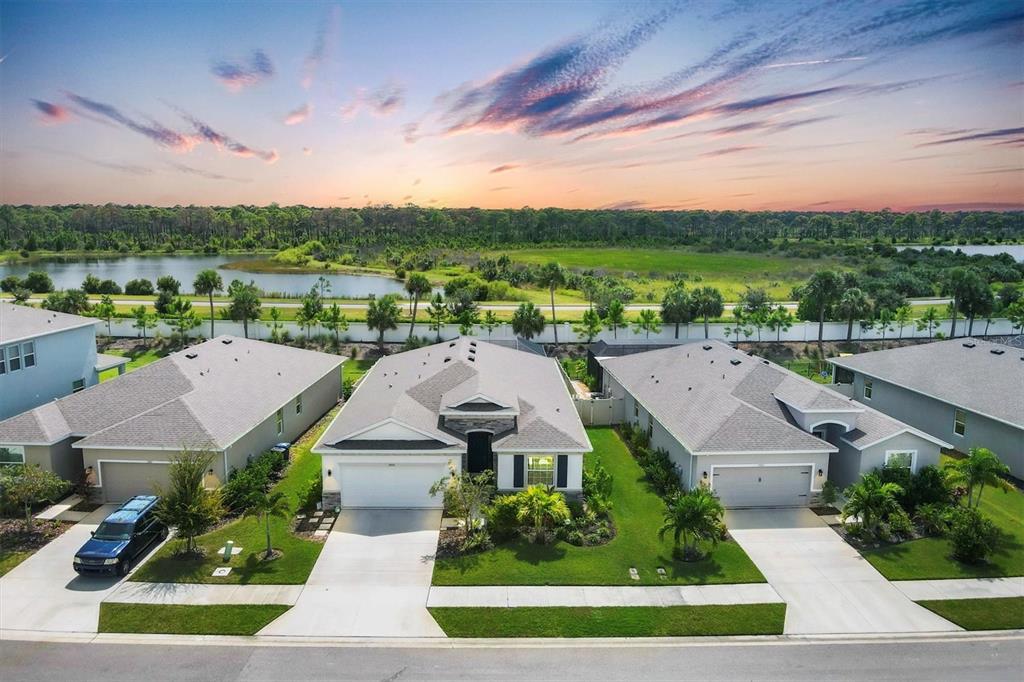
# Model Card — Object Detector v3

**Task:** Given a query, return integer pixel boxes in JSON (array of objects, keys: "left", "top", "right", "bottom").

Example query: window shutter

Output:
[
  {"left": 557, "top": 455, "right": 568, "bottom": 488},
  {"left": 513, "top": 455, "right": 524, "bottom": 488}
]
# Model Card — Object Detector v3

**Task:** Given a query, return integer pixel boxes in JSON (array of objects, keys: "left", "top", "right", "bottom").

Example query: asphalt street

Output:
[{"left": 2, "top": 633, "right": 1021, "bottom": 681}]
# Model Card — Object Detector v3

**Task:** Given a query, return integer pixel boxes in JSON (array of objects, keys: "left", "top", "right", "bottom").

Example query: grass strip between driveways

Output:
[
  {"left": 130, "top": 406, "right": 338, "bottom": 585},
  {"left": 99, "top": 603, "right": 290, "bottom": 636},
  {"left": 432, "top": 427, "right": 764, "bottom": 586},
  {"left": 861, "top": 457, "right": 1024, "bottom": 580},
  {"left": 0, "top": 550, "right": 32, "bottom": 577},
  {"left": 916, "top": 597, "right": 1024, "bottom": 631},
  {"left": 429, "top": 604, "right": 786, "bottom": 638}
]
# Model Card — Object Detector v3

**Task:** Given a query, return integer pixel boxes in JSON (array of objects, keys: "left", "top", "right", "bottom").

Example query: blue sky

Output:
[{"left": 1, "top": 0, "right": 1021, "bottom": 210}]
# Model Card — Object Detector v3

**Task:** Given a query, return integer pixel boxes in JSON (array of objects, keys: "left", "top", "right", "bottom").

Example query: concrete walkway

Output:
[
  {"left": 105, "top": 581, "right": 302, "bottom": 606},
  {"left": 259, "top": 509, "right": 444, "bottom": 638},
  {"left": 727, "top": 508, "right": 960, "bottom": 635},
  {"left": 427, "top": 584, "right": 782, "bottom": 607},
  {"left": 893, "top": 577, "right": 1024, "bottom": 601}
]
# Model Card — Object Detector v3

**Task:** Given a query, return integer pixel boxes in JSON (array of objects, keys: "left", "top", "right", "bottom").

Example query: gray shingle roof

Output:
[
  {"left": 829, "top": 338, "right": 1024, "bottom": 427},
  {"left": 316, "top": 337, "right": 590, "bottom": 453},
  {"left": 601, "top": 341, "right": 936, "bottom": 455},
  {"left": 0, "top": 336, "right": 342, "bottom": 449},
  {"left": 0, "top": 302, "right": 96, "bottom": 344}
]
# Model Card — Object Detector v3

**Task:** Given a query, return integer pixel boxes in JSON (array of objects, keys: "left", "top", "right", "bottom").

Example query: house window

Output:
[
  {"left": 72, "top": 379, "right": 85, "bottom": 393},
  {"left": 0, "top": 445, "right": 25, "bottom": 465},
  {"left": 276, "top": 408, "right": 284, "bottom": 435},
  {"left": 295, "top": 394, "right": 303, "bottom": 415},
  {"left": 885, "top": 450, "right": 916, "bottom": 471},
  {"left": 953, "top": 408, "right": 967, "bottom": 437},
  {"left": 7, "top": 345, "right": 20, "bottom": 372},
  {"left": 863, "top": 379, "right": 873, "bottom": 400},
  {"left": 526, "top": 455, "right": 554, "bottom": 486},
  {"left": 647, "top": 414, "right": 654, "bottom": 439},
  {"left": 22, "top": 342, "right": 35, "bottom": 368},
  {"left": 634, "top": 402, "right": 639, "bottom": 419},
  {"left": 0, "top": 346, "right": 5, "bottom": 375}
]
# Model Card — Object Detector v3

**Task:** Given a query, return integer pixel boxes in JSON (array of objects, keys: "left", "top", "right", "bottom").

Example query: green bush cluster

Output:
[
  {"left": 221, "top": 450, "right": 286, "bottom": 514},
  {"left": 619, "top": 423, "right": 681, "bottom": 499}
]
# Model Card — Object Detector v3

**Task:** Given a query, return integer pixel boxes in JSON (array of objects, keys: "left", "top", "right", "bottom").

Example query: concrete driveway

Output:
[
  {"left": 727, "top": 508, "right": 960, "bottom": 635},
  {"left": 260, "top": 509, "right": 444, "bottom": 638},
  {"left": 0, "top": 504, "right": 159, "bottom": 634}
]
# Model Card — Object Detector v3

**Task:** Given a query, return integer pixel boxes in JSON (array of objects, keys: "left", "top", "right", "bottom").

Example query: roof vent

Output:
[
  {"left": 702, "top": 344, "right": 712, "bottom": 351},
  {"left": 469, "top": 348, "right": 476, "bottom": 354},
  {"left": 185, "top": 353, "right": 198, "bottom": 359},
  {"left": 962, "top": 342, "right": 975, "bottom": 348},
  {"left": 730, "top": 359, "right": 742, "bottom": 366},
  {"left": 470, "top": 341, "right": 477, "bottom": 347},
  {"left": 449, "top": 342, "right": 456, "bottom": 348},
  {"left": 444, "top": 357, "right": 452, "bottom": 363},
  {"left": 468, "top": 356, "right": 475, "bottom": 362},
  {"left": 990, "top": 348, "right": 1005, "bottom": 355},
  {"left": 221, "top": 339, "right": 233, "bottom": 345},
  {"left": 687, "top": 386, "right": 692, "bottom": 391},
  {"left": 762, "top": 359, "right": 769, "bottom": 365}
]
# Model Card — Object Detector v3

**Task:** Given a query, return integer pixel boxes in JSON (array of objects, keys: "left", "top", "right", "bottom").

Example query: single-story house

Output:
[
  {"left": 829, "top": 338, "right": 1024, "bottom": 479},
  {"left": 598, "top": 340, "right": 949, "bottom": 507},
  {"left": 586, "top": 340, "right": 676, "bottom": 389},
  {"left": 0, "top": 336, "right": 342, "bottom": 501},
  {"left": 313, "top": 337, "right": 591, "bottom": 509},
  {"left": 0, "top": 301, "right": 127, "bottom": 422}
]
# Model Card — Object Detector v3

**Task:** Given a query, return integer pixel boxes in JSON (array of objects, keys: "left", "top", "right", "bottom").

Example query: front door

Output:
[{"left": 467, "top": 432, "right": 493, "bottom": 474}]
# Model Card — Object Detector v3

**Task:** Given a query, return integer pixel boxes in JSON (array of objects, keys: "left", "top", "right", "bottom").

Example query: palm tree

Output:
[
  {"left": 603, "top": 299, "right": 626, "bottom": 339},
  {"left": 535, "top": 262, "right": 565, "bottom": 344},
  {"left": 767, "top": 305, "right": 794, "bottom": 341},
  {"left": 366, "top": 294, "right": 401, "bottom": 353},
  {"left": 167, "top": 297, "right": 200, "bottom": 348},
  {"left": 515, "top": 485, "right": 570, "bottom": 543},
  {"left": 801, "top": 270, "right": 842, "bottom": 357},
  {"left": 573, "top": 308, "right": 602, "bottom": 342},
  {"left": 243, "top": 490, "right": 290, "bottom": 560},
  {"left": 658, "top": 488, "right": 724, "bottom": 561},
  {"left": 193, "top": 269, "right": 223, "bottom": 339},
  {"left": 226, "top": 280, "right": 261, "bottom": 339},
  {"left": 426, "top": 293, "right": 448, "bottom": 342},
  {"left": 916, "top": 306, "right": 940, "bottom": 339},
  {"left": 690, "top": 286, "right": 724, "bottom": 339},
  {"left": 404, "top": 273, "right": 432, "bottom": 339},
  {"left": 632, "top": 308, "right": 662, "bottom": 339},
  {"left": 942, "top": 267, "right": 971, "bottom": 339},
  {"left": 876, "top": 307, "right": 895, "bottom": 340},
  {"left": 480, "top": 310, "right": 500, "bottom": 338},
  {"left": 944, "top": 447, "right": 1012, "bottom": 509},
  {"left": 895, "top": 304, "right": 912, "bottom": 339},
  {"left": 511, "top": 302, "right": 545, "bottom": 339},
  {"left": 841, "top": 472, "right": 903, "bottom": 539},
  {"left": 837, "top": 287, "right": 872, "bottom": 342},
  {"left": 660, "top": 284, "right": 692, "bottom": 339}
]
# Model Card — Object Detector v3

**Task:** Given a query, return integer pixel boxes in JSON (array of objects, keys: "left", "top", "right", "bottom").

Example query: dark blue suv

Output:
[{"left": 73, "top": 496, "right": 168, "bottom": 577}]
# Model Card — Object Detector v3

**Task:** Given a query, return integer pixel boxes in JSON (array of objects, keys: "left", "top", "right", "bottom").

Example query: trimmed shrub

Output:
[
  {"left": 220, "top": 449, "right": 285, "bottom": 513},
  {"left": 948, "top": 507, "right": 1000, "bottom": 564},
  {"left": 483, "top": 494, "right": 521, "bottom": 541},
  {"left": 914, "top": 502, "right": 953, "bottom": 536}
]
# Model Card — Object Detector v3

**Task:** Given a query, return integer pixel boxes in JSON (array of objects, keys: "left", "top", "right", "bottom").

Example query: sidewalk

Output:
[
  {"left": 893, "top": 577, "right": 1024, "bottom": 601},
  {"left": 427, "top": 584, "right": 782, "bottom": 608},
  {"left": 105, "top": 582, "right": 302, "bottom": 606}
]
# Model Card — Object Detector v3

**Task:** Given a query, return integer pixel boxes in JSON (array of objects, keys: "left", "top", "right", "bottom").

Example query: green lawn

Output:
[
  {"left": 0, "top": 550, "right": 32, "bottom": 577},
  {"left": 917, "top": 597, "right": 1024, "bottom": 631},
  {"left": 98, "top": 347, "right": 167, "bottom": 382},
  {"left": 862, "top": 461, "right": 1024, "bottom": 580},
  {"left": 130, "top": 407, "right": 336, "bottom": 585},
  {"left": 99, "top": 603, "right": 290, "bottom": 635},
  {"left": 429, "top": 604, "right": 786, "bottom": 638},
  {"left": 432, "top": 428, "right": 764, "bottom": 586},
  {"left": 345, "top": 357, "right": 377, "bottom": 385}
]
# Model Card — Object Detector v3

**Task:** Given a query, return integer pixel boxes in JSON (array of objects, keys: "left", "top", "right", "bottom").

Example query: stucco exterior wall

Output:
[
  {"left": 21, "top": 438, "right": 82, "bottom": 483},
  {"left": 845, "top": 371, "right": 1023, "bottom": 478},
  {"left": 495, "top": 452, "right": 583, "bottom": 492},
  {"left": 831, "top": 430, "right": 942, "bottom": 489},
  {"left": 0, "top": 324, "right": 99, "bottom": 420},
  {"left": 223, "top": 366, "right": 341, "bottom": 474}
]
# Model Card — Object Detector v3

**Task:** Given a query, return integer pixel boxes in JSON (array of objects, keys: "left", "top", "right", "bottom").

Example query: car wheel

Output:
[{"left": 118, "top": 558, "right": 130, "bottom": 577}]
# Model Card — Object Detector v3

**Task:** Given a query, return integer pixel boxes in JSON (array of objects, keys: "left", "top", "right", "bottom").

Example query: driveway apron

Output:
[
  {"left": 726, "top": 508, "right": 960, "bottom": 635},
  {"left": 0, "top": 505, "right": 130, "bottom": 634},
  {"left": 259, "top": 509, "right": 444, "bottom": 638}
]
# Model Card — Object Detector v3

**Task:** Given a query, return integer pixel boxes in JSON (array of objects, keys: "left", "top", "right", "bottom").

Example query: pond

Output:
[
  {"left": 896, "top": 244, "right": 1024, "bottom": 262},
  {"left": 0, "top": 253, "right": 413, "bottom": 298}
]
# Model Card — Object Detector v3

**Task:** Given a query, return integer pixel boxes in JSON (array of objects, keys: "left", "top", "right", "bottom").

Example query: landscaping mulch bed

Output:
[
  {"left": 0, "top": 517, "right": 74, "bottom": 554},
  {"left": 436, "top": 527, "right": 469, "bottom": 559},
  {"left": 810, "top": 505, "right": 841, "bottom": 516}
]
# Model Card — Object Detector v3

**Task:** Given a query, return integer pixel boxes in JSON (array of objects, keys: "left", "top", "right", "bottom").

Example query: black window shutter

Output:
[
  {"left": 513, "top": 455, "right": 524, "bottom": 487},
  {"left": 557, "top": 455, "right": 568, "bottom": 488}
]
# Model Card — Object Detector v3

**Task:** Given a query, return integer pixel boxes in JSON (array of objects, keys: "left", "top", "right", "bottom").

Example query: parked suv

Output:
[{"left": 73, "top": 495, "right": 168, "bottom": 577}]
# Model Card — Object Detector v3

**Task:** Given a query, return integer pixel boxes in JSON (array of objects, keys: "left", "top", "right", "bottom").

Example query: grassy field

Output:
[
  {"left": 431, "top": 427, "right": 764, "bottom": 586},
  {"left": 917, "top": 597, "right": 1024, "bottom": 631},
  {"left": 0, "top": 550, "right": 32, "bottom": 577},
  {"left": 98, "top": 347, "right": 168, "bottom": 381},
  {"left": 98, "top": 603, "right": 290, "bottom": 635},
  {"left": 863, "top": 458, "right": 1024, "bottom": 580},
  {"left": 130, "top": 406, "right": 336, "bottom": 585},
  {"left": 429, "top": 604, "right": 786, "bottom": 637}
]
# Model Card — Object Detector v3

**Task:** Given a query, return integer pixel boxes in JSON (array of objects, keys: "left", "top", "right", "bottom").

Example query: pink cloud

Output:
[
  {"left": 284, "top": 103, "right": 312, "bottom": 126},
  {"left": 32, "top": 100, "right": 72, "bottom": 125}
]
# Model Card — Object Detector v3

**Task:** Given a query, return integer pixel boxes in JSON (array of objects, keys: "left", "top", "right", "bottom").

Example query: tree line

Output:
[{"left": 2, "top": 204, "right": 1021, "bottom": 254}]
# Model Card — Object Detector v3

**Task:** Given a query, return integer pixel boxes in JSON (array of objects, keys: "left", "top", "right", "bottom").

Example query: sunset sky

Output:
[{"left": 1, "top": 0, "right": 1021, "bottom": 211}]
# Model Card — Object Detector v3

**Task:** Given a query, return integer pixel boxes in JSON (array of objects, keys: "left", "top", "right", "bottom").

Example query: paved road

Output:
[{"left": 2, "top": 634, "right": 1020, "bottom": 681}]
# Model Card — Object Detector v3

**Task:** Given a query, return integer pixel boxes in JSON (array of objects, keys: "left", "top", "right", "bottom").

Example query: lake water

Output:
[
  {"left": 896, "top": 244, "right": 1024, "bottom": 262},
  {"left": 0, "top": 253, "right": 413, "bottom": 298}
]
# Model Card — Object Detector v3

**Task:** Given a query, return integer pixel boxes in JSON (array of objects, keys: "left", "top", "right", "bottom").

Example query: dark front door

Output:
[{"left": 467, "top": 432, "right": 493, "bottom": 474}]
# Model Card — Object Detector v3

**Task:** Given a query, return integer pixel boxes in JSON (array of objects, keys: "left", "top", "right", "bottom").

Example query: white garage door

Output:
[
  {"left": 712, "top": 465, "right": 812, "bottom": 508},
  {"left": 101, "top": 461, "right": 171, "bottom": 503},
  {"left": 338, "top": 462, "right": 449, "bottom": 508}
]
